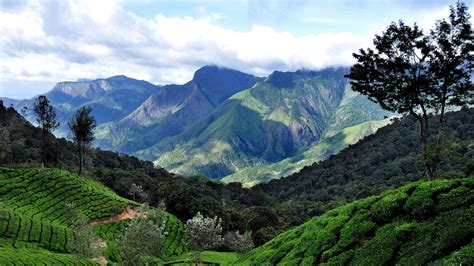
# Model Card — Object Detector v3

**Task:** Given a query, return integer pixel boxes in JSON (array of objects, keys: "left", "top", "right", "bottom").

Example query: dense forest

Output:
[{"left": 1, "top": 100, "right": 473, "bottom": 245}]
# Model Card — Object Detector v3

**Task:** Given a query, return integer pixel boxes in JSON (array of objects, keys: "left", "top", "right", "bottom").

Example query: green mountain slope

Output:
[
  {"left": 0, "top": 167, "right": 186, "bottom": 264},
  {"left": 1, "top": 75, "right": 158, "bottom": 137},
  {"left": 222, "top": 119, "right": 391, "bottom": 186},
  {"left": 239, "top": 176, "right": 474, "bottom": 265},
  {"left": 95, "top": 66, "right": 262, "bottom": 154},
  {"left": 138, "top": 68, "right": 389, "bottom": 179}
]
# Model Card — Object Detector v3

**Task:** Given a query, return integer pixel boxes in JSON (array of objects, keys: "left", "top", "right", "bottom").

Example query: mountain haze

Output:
[{"left": 1, "top": 75, "right": 158, "bottom": 136}]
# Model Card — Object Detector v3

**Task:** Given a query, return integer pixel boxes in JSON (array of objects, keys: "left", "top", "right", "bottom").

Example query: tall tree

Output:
[
  {"left": 68, "top": 106, "right": 96, "bottom": 175},
  {"left": 426, "top": 1, "right": 473, "bottom": 175},
  {"left": 33, "top": 95, "right": 59, "bottom": 167},
  {"left": 345, "top": 2, "right": 473, "bottom": 180}
]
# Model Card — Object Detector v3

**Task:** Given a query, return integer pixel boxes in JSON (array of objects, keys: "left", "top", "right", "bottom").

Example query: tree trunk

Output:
[
  {"left": 42, "top": 128, "right": 46, "bottom": 168},
  {"left": 410, "top": 110, "right": 435, "bottom": 181},
  {"left": 432, "top": 97, "right": 446, "bottom": 177},
  {"left": 78, "top": 142, "right": 83, "bottom": 176},
  {"left": 196, "top": 251, "right": 201, "bottom": 266}
]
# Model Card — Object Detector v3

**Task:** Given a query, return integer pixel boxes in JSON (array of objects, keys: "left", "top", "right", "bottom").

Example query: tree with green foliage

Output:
[
  {"left": 71, "top": 213, "right": 100, "bottom": 260},
  {"left": 223, "top": 230, "right": 254, "bottom": 254},
  {"left": 117, "top": 204, "right": 167, "bottom": 264},
  {"left": 63, "top": 202, "right": 101, "bottom": 262},
  {"left": 68, "top": 106, "right": 96, "bottom": 175},
  {"left": 346, "top": 1, "right": 473, "bottom": 180},
  {"left": 426, "top": 2, "right": 473, "bottom": 175},
  {"left": 185, "top": 212, "right": 223, "bottom": 265},
  {"left": 0, "top": 127, "right": 12, "bottom": 164},
  {"left": 33, "top": 95, "right": 59, "bottom": 167}
]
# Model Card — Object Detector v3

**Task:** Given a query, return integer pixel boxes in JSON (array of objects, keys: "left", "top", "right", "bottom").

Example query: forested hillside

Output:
[
  {"left": 260, "top": 108, "right": 474, "bottom": 204},
  {"left": 2, "top": 100, "right": 472, "bottom": 246},
  {"left": 0, "top": 100, "right": 155, "bottom": 172}
]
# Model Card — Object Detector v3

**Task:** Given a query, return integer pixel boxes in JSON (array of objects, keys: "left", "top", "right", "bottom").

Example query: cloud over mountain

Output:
[{"left": 0, "top": 0, "right": 367, "bottom": 90}]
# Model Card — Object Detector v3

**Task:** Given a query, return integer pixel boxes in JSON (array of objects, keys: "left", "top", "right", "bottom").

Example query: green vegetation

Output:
[
  {"left": 346, "top": 2, "right": 472, "bottom": 180},
  {"left": 2, "top": 99, "right": 473, "bottom": 248},
  {"left": 0, "top": 167, "right": 186, "bottom": 264},
  {"left": 139, "top": 68, "right": 390, "bottom": 179},
  {"left": 94, "top": 66, "right": 262, "bottom": 154},
  {"left": 0, "top": 101, "right": 155, "bottom": 173},
  {"left": 165, "top": 251, "right": 239, "bottom": 265},
  {"left": 0, "top": 247, "right": 97, "bottom": 265},
  {"left": 239, "top": 176, "right": 474, "bottom": 265},
  {"left": 0, "top": 168, "right": 134, "bottom": 225},
  {"left": 222, "top": 119, "right": 391, "bottom": 186},
  {"left": 261, "top": 108, "right": 474, "bottom": 204}
]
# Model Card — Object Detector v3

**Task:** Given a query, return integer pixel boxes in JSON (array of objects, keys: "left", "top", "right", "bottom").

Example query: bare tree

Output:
[{"left": 33, "top": 95, "right": 59, "bottom": 167}]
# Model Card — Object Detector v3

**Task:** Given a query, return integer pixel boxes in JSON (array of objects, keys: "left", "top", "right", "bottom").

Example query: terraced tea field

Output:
[
  {"left": 239, "top": 176, "right": 474, "bottom": 265},
  {"left": 0, "top": 167, "right": 186, "bottom": 264}
]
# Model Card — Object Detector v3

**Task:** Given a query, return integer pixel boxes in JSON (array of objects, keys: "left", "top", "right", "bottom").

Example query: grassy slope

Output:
[
  {"left": 0, "top": 167, "right": 186, "bottom": 264},
  {"left": 147, "top": 70, "right": 390, "bottom": 180},
  {"left": 165, "top": 251, "right": 239, "bottom": 265},
  {"left": 142, "top": 70, "right": 349, "bottom": 178},
  {"left": 221, "top": 119, "right": 391, "bottom": 186},
  {"left": 238, "top": 176, "right": 474, "bottom": 265}
]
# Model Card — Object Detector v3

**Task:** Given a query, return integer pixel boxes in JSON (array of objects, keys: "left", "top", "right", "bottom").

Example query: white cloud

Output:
[{"left": 0, "top": 0, "right": 369, "bottom": 95}]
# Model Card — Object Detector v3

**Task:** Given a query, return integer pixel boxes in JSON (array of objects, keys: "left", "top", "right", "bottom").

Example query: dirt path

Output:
[
  {"left": 87, "top": 205, "right": 140, "bottom": 226},
  {"left": 86, "top": 205, "right": 142, "bottom": 265}
]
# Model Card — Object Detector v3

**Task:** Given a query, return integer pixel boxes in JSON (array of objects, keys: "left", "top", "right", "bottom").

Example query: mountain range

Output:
[{"left": 2, "top": 65, "right": 391, "bottom": 183}]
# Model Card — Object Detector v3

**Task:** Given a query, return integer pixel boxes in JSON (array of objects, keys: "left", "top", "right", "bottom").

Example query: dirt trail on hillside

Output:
[
  {"left": 87, "top": 205, "right": 143, "bottom": 265},
  {"left": 87, "top": 205, "right": 140, "bottom": 226}
]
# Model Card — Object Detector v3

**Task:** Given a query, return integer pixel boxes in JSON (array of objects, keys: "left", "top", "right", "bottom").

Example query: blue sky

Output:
[
  {"left": 0, "top": 0, "right": 470, "bottom": 99},
  {"left": 123, "top": 0, "right": 455, "bottom": 36}
]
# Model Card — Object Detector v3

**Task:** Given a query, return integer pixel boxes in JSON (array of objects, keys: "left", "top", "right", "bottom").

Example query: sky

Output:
[{"left": 0, "top": 0, "right": 471, "bottom": 99}]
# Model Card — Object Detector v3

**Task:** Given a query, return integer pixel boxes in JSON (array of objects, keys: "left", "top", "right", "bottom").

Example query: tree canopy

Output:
[{"left": 346, "top": 1, "right": 473, "bottom": 180}]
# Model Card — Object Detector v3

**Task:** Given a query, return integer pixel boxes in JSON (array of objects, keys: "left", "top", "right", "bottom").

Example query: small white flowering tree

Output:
[
  {"left": 128, "top": 183, "right": 150, "bottom": 203},
  {"left": 185, "top": 212, "right": 223, "bottom": 264},
  {"left": 223, "top": 230, "right": 254, "bottom": 254}
]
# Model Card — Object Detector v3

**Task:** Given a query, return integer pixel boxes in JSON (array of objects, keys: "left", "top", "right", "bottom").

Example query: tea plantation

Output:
[
  {"left": 238, "top": 176, "right": 474, "bottom": 265},
  {"left": 0, "top": 167, "right": 186, "bottom": 264}
]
